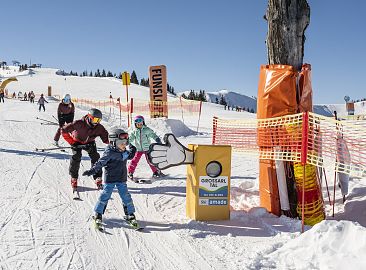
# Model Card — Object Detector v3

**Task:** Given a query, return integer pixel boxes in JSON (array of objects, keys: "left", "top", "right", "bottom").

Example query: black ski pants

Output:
[
  {"left": 39, "top": 104, "right": 45, "bottom": 111},
  {"left": 69, "top": 142, "right": 101, "bottom": 179},
  {"left": 0, "top": 94, "right": 4, "bottom": 103},
  {"left": 54, "top": 114, "right": 74, "bottom": 141}
]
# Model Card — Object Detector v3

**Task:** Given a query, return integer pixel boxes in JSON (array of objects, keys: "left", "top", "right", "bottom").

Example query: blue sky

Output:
[{"left": 1, "top": 0, "right": 365, "bottom": 103}]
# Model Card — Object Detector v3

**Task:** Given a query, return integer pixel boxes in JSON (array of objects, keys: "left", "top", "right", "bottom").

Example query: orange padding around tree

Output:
[
  {"left": 298, "top": 64, "right": 313, "bottom": 113},
  {"left": 257, "top": 64, "right": 299, "bottom": 216},
  {"left": 257, "top": 64, "right": 298, "bottom": 119}
]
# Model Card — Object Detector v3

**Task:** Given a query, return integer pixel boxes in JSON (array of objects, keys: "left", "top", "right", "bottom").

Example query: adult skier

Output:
[
  {"left": 82, "top": 128, "right": 138, "bottom": 230},
  {"left": 61, "top": 108, "right": 109, "bottom": 194},
  {"left": 54, "top": 94, "right": 75, "bottom": 146},
  {"left": 127, "top": 115, "right": 162, "bottom": 181}
]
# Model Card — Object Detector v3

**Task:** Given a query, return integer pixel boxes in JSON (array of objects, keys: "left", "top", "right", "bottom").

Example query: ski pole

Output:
[
  {"left": 323, "top": 167, "right": 332, "bottom": 206},
  {"left": 40, "top": 122, "right": 58, "bottom": 126},
  {"left": 332, "top": 111, "right": 339, "bottom": 217},
  {"left": 36, "top": 117, "right": 58, "bottom": 125},
  {"left": 35, "top": 146, "right": 71, "bottom": 152}
]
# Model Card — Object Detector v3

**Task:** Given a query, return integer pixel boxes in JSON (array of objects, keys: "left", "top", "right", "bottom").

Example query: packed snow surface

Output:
[{"left": 0, "top": 67, "right": 365, "bottom": 269}]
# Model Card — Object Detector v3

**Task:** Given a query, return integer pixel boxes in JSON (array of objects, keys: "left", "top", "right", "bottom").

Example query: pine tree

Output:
[
  {"left": 130, "top": 70, "right": 139, "bottom": 84},
  {"left": 101, "top": 69, "right": 106, "bottom": 77},
  {"left": 215, "top": 97, "right": 219, "bottom": 104},
  {"left": 181, "top": 93, "right": 187, "bottom": 99},
  {"left": 198, "top": 90, "right": 207, "bottom": 102},
  {"left": 89, "top": 71, "right": 93, "bottom": 77},
  {"left": 188, "top": 90, "right": 195, "bottom": 100},
  {"left": 219, "top": 95, "right": 227, "bottom": 105}
]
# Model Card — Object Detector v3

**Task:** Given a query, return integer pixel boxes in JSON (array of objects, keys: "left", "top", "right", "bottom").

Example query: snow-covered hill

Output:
[{"left": 0, "top": 66, "right": 365, "bottom": 269}]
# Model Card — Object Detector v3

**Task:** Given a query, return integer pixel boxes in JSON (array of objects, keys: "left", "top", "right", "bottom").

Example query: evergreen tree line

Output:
[
  {"left": 181, "top": 90, "right": 255, "bottom": 113},
  {"left": 63, "top": 69, "right": 176, "bottom": 95},
  {"left": 181, "top": 90, "right": 207, "bottom": 102}
]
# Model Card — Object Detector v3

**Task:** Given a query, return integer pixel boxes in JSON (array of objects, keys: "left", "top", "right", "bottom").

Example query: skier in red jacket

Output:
[{"left": 61, "top": 108, "right": 109, "bottom": 193}]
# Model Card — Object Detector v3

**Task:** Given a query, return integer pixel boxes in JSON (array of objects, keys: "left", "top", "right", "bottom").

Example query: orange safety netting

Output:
[
  {"left": 131, "top": 98, "right": 202, "bottom": 116},
  {"left": 71, "top": 97, "right": 203, "bottom": 120},
  {"left": 213, "top": 112, "right": 366, "bottom": 178}
]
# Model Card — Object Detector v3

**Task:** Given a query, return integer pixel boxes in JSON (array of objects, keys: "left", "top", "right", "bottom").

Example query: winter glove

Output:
[
  {"left": 121, "top": 152, "right": 129, "bottom": 160},
  {"left": 155, "top": 137, "right": 162, "bottom": 144},
  {"left": 82, "top": 169, "right": 94, "bottom": 176}
]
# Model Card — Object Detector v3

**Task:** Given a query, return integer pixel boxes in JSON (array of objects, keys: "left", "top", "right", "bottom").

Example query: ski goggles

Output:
[
  {"left": 116, "top": 138, "right": 129, "bottom": 145},
  {"left": 109, "top": 133, "right": 129, "bottom": 141},
  {"left": 63, "top": 97, "right": 71, "bottom": 104},
  {"left": 89, "top": 115, "right": 101, "bottom": 124},
  {"left": 134, "top": 118, "right": 143, "bottom": 123},
  {"left": 118, "top": 133, "right": 129, "bottom": 139}
]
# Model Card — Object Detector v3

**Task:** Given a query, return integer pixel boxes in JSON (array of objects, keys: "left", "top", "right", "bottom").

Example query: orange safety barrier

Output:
[
  {"left": 212, "top": 112, "right": 366, "bottom": 178},
  {"left": 71, "top": 97, "right": 203, "bottom": 130}
]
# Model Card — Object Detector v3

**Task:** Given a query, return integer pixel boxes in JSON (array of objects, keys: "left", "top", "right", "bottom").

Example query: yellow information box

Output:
[
  {"left": 186, "top": 144, "right": 231, "bottom": 221},
  {"left": 122, "top": 71, "right": 130, "bottom": 85}
]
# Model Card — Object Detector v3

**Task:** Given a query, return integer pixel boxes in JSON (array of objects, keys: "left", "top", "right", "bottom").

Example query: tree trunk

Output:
[{"left": 266, "top": 0, "right": 310, "bottom": 71}]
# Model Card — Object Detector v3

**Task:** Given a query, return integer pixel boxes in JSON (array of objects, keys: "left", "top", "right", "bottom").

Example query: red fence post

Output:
[{"left": 212, "top": 116, "right": 218, "bottom": 144}]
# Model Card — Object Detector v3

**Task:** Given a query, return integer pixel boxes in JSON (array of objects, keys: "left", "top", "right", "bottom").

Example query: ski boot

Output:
[
  {"left": 125, "top": 214, "right": 138, "bottom": 228},
  {"left": 95, "top": 177, "right": 103, "bottom": 190},
  {"left": 152, "top": 171, "right": 161, "bottom": 178},
  {"left": 71, "top": 178, "right": 80, "bottom": 200},
  {"left": 53, "top": 140, "right": 59, "bottom": 147},
  {"left": 71, "top": 177, "right": 78, "bottom": 190},
  {"left": 93, "top": 213, "right": 103, "bottom": 231},
  {"left": 128, "top": 172, "right": 134, "bottom": 181}
]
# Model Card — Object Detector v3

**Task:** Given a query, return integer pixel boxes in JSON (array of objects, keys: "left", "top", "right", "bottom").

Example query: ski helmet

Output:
[
  {"left": 109, "top": 128, "right": 129, "bottom": 148},
  {"left": 63, "top": 94, "right": 71, "bottom": 104},
  {"left": 134, "top": 115, "right": 145, "bottom": 126},
  {"left": 87, "top": 108, "right": 103, "bottom": 125}
]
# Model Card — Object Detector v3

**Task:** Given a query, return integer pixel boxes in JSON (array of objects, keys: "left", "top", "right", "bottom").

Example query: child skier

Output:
[
  {"left": 127, "top": 115, "right": 162, "bottom": 181},
  {"left": 82, "top": 128, "right": 137, "bottom": 229},
  {"left": 37, "top": 94, "right": 48, "bottom": 111}
]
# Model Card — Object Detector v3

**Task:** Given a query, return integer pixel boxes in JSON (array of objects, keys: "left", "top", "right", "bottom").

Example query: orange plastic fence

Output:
[
  {"left": 213, "top": 112, "right": 366, "bottom": 178},
  {"left": 72, "top": 97, "right": 202, "bottom": 119}
]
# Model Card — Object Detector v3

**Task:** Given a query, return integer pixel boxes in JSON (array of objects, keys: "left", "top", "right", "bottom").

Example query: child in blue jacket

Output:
[{"left": 83, "top": 128, "right": 137, "bottom": 226}]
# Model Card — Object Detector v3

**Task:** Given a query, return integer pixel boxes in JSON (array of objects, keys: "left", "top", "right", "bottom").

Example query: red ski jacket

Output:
[{"left": 61, "top": 116, "right": 109, "bottom": 145}]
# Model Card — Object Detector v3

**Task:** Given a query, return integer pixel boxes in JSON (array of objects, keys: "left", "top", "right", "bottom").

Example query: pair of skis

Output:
[
  {"left": 92, "top": 216, "right": 144, "bottom": 232},
  {"left": 128, "top": 173, "right": 167, "bottom": 184},
  {"left": 72, "top": 188, "right": 81, "bottom": 200}
]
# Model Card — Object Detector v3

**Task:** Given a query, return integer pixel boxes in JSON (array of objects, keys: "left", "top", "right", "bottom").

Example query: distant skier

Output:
[
  {"left": 82, "top": 128, "right": 138, "bottom": 229},
  {"left": 61, "top": 108, "right": 109, "bottom": 192},
  {"left": 0, "top": 88, "right": 4, "bottom": 103},
  {"left": 37, "top": 94, "right": 48, "bottom": 111},
  {"left": 127, "top": 115, "right": 162, "bottom": 181},
  {"left": 54, "top": 94, "right": 75, "bottom": 146},
  {"left": 29, "top": 91, "right": 35, "bottom": 103}
]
